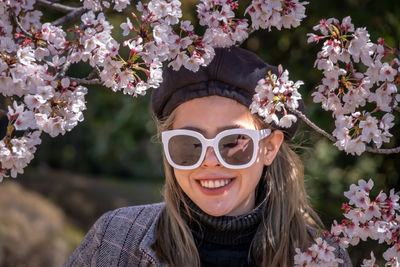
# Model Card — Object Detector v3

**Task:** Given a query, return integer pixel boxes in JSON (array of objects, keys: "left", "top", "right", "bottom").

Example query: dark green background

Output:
[{"left": 10, "top": 0, "right": 400, "bottom": 265}]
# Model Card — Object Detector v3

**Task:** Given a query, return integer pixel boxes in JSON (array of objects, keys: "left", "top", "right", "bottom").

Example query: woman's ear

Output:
[{"left": 262, "top": 130, "right": 284, "bottom": 166}]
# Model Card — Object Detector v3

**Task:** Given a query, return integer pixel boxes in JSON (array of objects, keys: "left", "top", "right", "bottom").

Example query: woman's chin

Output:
[
  {"left": 195, "top": 199, "right": 235, "bottom": 217},
  {"left": 201, "top": 206, "right": 232, "bottom": 217}
]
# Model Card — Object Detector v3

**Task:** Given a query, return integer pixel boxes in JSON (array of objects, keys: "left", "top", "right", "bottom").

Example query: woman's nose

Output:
[{"left": 201, "top": 147, "right": 221, "bottom": 167}]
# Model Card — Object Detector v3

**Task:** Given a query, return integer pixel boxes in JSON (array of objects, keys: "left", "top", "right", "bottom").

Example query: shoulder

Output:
[
  {"left": 64, "top": 202, "right": 166, "bottom": 267},
  {"left": 90, "top": 202, "right": 166, "bottom": 243},
  {"left": 106, "top": 202, "right": 165, "bottom": 227}
]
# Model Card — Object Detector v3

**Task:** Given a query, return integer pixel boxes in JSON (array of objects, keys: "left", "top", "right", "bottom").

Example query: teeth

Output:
[{"left": 199, "top": 179, "right": 232, "bottom": 189}]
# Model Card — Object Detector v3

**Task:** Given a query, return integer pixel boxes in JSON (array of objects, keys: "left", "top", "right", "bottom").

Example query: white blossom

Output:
[
  {"left": 7, "top": 101, "right": 36, "bottom": 130},
  {"left": 379, "top": 63, "right": 398, "bottom": 82},
  {"left": 246, "top": 0, "right": 308, "bottom": 31},
  {"left": 251, "top": 67, "right": 303, "bottom": 128},
  {"left": 361, "top": 252, "right": 376, "bottom": 267},
  {"left": 120, "top": 17, "right": 134, "bottom": 36},
  {"left": 294, "top": 237, "right": 343, "bottom": 267}
]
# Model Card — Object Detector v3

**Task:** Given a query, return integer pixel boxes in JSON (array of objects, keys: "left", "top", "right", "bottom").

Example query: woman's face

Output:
[{"left": 171, "top": 96, "right": 282, "bottom": 216}]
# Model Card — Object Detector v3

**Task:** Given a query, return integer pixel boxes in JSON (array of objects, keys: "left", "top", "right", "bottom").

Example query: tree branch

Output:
[
  {"left": 70, "top": 78, "right": 102, "bottom": 85},
  {"left": 365, "top": 146, "right": 400, "bottom": 154},
  {"left": 53, "top": 7, "right": 88, "bottom": 26},
  {"left": 36, "top": 0, "right": 79, "bottom": 13},
  {"left": 289, "top": 107, "right": 400, "bottom": 154},
  {"left": 288, "top": 107, "right": 337, "bottom": 143},
  {"left": 87, "top": 66, "right": 101, "bottom": 80},
  {"left": 56, "top": 60, "right": 72, "bottom": 79},
  {"left": 57, "top": 58, "right": 100, "bottom": 82},
  {"left": 11, "top": 12, "right": 33, "bottom": 38}
]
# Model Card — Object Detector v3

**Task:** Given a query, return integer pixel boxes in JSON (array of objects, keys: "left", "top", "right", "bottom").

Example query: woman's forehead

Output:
[{"left": 172, "top": 96, "right": 257, "bottom": 135}]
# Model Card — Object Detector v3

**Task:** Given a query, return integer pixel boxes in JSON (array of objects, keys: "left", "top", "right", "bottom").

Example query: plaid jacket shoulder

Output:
[
  {"left": 64, "top": 202, "right": 166, "bottom": 267},
  {"left": 65, "top": 203, "right": 353, "bottom": 267}
]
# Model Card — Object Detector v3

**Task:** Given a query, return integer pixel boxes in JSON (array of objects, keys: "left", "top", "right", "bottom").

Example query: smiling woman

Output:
[
  {"left": 64, "top": 47, "right": 353, "bottom": 267},
  {"left": 169, "top": 96, "right": 278, "bottom": 217}
]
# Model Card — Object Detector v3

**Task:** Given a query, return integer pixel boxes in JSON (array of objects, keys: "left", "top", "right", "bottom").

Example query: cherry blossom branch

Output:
[
  {"left": 10, "top": 12, "right": 33, "bottom": 38},
  {"left": 56, "top": 57, "right": 74, "bottom": 79},
  {"left": 304, "top": 17, "right": 400, "bottom": 156},
  {"left": 36, "top": 0, "right": 87, "bottom": 26},
  {"left": 290, "top": 107, "right": 400, "bottom": 154},
  {"left": 87, "top": 66, "right": 101, "bottom": 80},
  {"left": 296, "top": 179, "right": 400, "bottom": 266},
  {"left": 61, "top": 64, "right": 100, "bottom": 84},
  {"left": 365, "top": 146, "right": 400, "bottom": 154},
  {"left": 1, "top": 0, "right": 398, "bottom": 183},
  {"left": 288, "top": 107, "right": 337, "bottom": 143},
  {"left": 36, "top": 0, "right": 79, "bottom": 13},
  {"left": 52, "top": 7, "right": 88, "bottom": 26},
  {"left": 69, "top": 78, "right": 101, "bottom": 85},
  {"left": 66, "top": 67, "right": 101, "bottom": 85}
]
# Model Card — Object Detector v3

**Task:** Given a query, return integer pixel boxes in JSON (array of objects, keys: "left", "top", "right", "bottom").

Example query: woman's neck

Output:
[{"left": 181, "top": 179, "right": 268, "bottom": 245}]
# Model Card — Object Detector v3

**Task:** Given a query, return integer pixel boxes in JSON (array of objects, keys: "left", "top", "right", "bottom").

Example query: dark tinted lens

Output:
[
  {"left": 168, "top": 135, "right": 202, "bottom": 166},
  {"left": 218, "top": 134, "right": 254, "bottom": 165}
]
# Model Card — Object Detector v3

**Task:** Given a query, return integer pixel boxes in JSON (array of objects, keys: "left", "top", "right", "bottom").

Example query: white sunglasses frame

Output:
[{"left": 161, "top": 128, "right": 271, "bottom": 170}]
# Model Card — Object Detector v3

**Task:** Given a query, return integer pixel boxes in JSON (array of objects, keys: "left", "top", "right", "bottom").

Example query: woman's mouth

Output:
[{"left": 198, "top": 178, "right": 234, "bottom": 189}]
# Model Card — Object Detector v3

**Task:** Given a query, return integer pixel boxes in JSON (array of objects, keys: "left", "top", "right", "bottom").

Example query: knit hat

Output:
[{"left": 151, "top": 46, "right": 304, "bottom": 140}]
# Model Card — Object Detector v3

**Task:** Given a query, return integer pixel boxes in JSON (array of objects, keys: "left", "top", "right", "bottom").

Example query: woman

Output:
[{"left": 64, "top": 47, "right": 352, "bottom": 267}]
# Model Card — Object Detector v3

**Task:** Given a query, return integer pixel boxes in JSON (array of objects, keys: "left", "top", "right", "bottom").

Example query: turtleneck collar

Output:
[{"left": 181, "top": 178, "right": 268, "bottom": 246}]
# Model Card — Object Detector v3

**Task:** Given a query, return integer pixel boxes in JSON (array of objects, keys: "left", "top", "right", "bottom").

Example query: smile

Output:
[{"left": 198, "top": 178, "right": 234, "bottom": 189}]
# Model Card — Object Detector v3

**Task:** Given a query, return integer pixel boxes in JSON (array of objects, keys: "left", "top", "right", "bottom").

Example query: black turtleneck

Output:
[{"left": 182, "top": 181, "right": 268, "bottom": 267}]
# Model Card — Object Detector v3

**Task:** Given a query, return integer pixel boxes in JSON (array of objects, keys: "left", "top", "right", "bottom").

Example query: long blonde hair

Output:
[{"left": 151, "top": 110, "right": 323, "bottom": 267}]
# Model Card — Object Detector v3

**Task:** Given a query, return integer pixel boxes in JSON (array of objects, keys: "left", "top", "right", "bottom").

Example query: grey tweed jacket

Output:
[
  {"left": 64, "top": 202, "right": 353, "bottom": 267},
  {"left": 64, "top": 202, "right": 166, "bottom": 267}
]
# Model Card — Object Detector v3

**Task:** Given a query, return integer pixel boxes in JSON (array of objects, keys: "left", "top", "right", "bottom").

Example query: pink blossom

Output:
[
  {"left": 250, "top": 68, "right": 303, "bottom": 128},
  {"left": 379, "top": 63, "right": 398, "bottom": 82},
  {"left": 246, "top": 0, "right": 308, "bottom": 31},
  {"left": 7, "top": 101, "right": 36, "bottom": 131},
  {"left": 361, "top": 252, "right": 376, "bottom": 267}
]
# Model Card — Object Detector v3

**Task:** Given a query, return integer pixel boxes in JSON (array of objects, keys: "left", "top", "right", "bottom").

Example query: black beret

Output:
[{"left": 151, "top": 46, "right": 304, "bottom": 140}]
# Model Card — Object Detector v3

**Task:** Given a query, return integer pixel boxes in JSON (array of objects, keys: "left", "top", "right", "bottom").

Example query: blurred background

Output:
[{"left": 0, "top": 0, "right": 399, "bottom": 266}]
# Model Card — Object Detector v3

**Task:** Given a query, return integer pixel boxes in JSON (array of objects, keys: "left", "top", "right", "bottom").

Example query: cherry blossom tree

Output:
[
  {"left": 0, "top": 0, "right": 310, "bottom": 180},
  {"left": 294, "top": 179, "right": 400, "bottom": 266},
  {"left": 0, "top": 0, "right": 399, "bottom": 265},
  {"left": 252, "top": 17, "right": 400, "bottom": 156}
]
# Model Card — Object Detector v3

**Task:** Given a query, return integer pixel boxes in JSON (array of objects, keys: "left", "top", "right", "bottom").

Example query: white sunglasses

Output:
[{"left": 161, "top": 128, "right": 271, "bottom": 170}]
